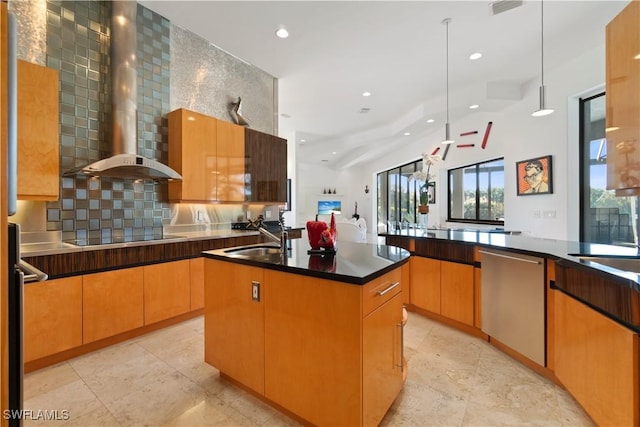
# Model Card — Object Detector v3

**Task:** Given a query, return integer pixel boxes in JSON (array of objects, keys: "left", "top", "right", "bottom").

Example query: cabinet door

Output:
[
  {"left": 410, "top": 256, "right": 440, "bottom": 313},
  {"left": 24, "top": 277, "right": 82, "bottom": 362},
  {"left": 216, "top": 120, "right": 245, "bottom": 201},
  {"left": 363, "top": 292, "right": 404, "bottom": 426},
  {"left": 606, "top": 1, "right": 640, "bottom": 195},
  {"left": 17, "top": 60, "right": 59, "bottom": 200},
  {"left": 204, "top": 260, "right": 265, "bottom": 394},
  {"left": 440, "top": 261, "right": 474, "bottom": 326},
  {"left": 168, "top": 108, "right": 217, "bottom": 202},
  {"left": 190, "top": 257, "right": 204, "bottom": 311},
  {"left": 554, "top": 291, "right": 639, "bottom": 427},
  {"left": 143, "top": 260, "right": 191, "bottom": 325},
  {"left": 244, "top": 128, "right": 287, "bottom": 202},
  {"left": 264, "top": 270, "right": 362, "bottom": 426},
  {"left": 83, "top": 267, "right": 144, "bottom": 343}
]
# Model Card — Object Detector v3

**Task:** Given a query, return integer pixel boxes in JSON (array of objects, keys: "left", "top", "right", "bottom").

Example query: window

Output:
[
  {"left": 376, "top": 159, "right": 421, "bottom": 230},
  {"left": 579, "top": 93, "right": 637, "bottom": 245},
  {"left": 448, "top": 158, "right": 504, "bottom": 224}
]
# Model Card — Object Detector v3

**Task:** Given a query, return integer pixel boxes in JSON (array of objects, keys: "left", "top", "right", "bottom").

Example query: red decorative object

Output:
[
  {"left": 460, "top": 130, "right": 478, "bottom": 136},
  {"left": 306, "top": 212, "right": 337, "bottom": 250},
  {"left": 481, "top": 121, "right": 493, "bottom": 149},
  {"left": 456, "top": 143, "right": 475, "bottom": 148},
  {"left": 430, "top": 146, "right": 441, "bottom": 156}
]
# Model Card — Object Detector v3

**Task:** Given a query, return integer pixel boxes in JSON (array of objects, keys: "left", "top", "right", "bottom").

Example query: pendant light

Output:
[
  {"left": 532, "top": 0, "right": 554, "bottom": 117},
  {"left": 442, "top": 18, "right": 455, "bottom": 145}
]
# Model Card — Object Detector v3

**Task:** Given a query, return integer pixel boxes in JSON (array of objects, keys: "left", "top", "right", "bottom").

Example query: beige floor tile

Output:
[{"left": 24, "top": 362, "right": 80, "bottom": 401}]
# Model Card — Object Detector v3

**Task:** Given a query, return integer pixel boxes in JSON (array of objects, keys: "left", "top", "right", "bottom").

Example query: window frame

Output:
[{"left": 447, "top": 157, "right": 505, "bottom": 226}]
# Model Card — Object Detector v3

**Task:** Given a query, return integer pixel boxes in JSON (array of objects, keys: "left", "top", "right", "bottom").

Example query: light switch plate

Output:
[{"left": 251, "top": 281, "right": 260, "bottom": 302}]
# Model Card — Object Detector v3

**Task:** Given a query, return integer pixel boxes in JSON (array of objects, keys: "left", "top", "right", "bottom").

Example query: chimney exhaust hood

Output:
[{"left": 64, "top": 1, "right": 181, "bottom": 181}]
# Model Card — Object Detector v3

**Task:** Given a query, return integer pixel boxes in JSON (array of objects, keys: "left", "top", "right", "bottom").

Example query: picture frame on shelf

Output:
[{"left": 516, "top": 155, "right": 553, "bottom": 196}]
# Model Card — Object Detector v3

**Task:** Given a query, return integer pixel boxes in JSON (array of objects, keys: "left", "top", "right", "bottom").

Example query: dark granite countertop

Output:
[
  {"left": 203, "top": 240, "right": 410, "bottom": 285},
  {"left": 380, "top": 229, "right": 640, "bottom": 289}
]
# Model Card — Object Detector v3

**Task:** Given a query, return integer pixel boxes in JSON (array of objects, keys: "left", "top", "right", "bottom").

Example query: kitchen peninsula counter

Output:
[{"left": 381, "top": 228, "right": 640, "bottom": 333}]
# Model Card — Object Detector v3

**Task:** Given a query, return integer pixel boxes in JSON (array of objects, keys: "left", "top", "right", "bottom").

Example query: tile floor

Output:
[{"left": 24, "top": 313, "right": 594, "bottom": 427}]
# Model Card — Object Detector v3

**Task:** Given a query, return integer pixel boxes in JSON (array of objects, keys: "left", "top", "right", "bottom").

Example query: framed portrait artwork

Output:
[
  {"left": 427, "top": 182, "right": 436, "bottom": 204},
  {"left": 516, "top": 155, "right": 553, "bottom": 196}
]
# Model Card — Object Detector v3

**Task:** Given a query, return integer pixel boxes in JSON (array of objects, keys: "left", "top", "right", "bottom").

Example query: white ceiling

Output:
[{"left": 140, "top": 0, "right": 628, "bottom": 169}]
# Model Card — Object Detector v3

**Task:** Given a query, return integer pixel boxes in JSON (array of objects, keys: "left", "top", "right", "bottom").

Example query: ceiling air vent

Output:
[
  {"left": 489, "top": 0, "right": 523, "bottom": 16},
  {"left": 359, "top": 108, "right": 371, "bottom": 114}
]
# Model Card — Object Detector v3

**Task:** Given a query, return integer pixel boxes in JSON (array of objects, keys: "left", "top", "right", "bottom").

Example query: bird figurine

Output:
[{"left": 230, "top": 96, "right": 249, "bottom": 126}]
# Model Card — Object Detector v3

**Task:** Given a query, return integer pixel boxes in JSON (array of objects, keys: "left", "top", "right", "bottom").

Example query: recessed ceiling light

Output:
[
  {"left": 469, "top": 52, "right": 482, "bottom": 60},
  {"left": 332, "top": 151, "right": 337, "bottom": 155},
  {"left": 300, "top": 139, "right": 306, "bottom": 143},
  {"left": 362, "top": 91, "right": 371, "bottom": 97},
  {"left": 427, "top": 119, "right": 435, "bottom": 123},
  {"left": 469, "top": 104, "right": 479, "bottom": 109},
  {"left": 275, "top": 27, "right": 289, "bottom": 39},
  {"left": 404, "top": 132, "right": 411, "bottom": 136}
]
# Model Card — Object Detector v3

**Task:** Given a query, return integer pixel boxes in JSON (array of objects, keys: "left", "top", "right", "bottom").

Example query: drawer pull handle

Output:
[
  {"left": 376, "top": 281, "right": 400, "bottom": 296},
  {"left": 478, "top": 250, "right": 541, "bottom": 265}
]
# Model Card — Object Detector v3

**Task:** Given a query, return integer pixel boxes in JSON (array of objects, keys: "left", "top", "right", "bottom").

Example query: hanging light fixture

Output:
[
  {"left": 532, "top": 0, "right": 554, "bottom": 117},
  {"left": 442, "top": 18, "right": 455, "bottom": 145}
]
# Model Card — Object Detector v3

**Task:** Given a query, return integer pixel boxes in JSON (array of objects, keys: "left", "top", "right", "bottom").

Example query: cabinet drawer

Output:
[{"left": 362, "top": 269, "right": 402, "bottom": 317}]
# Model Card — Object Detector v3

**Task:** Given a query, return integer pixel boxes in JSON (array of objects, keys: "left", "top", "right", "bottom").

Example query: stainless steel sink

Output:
[
  {"left": 223, "top": 245, "right": 284, "bottom": 263},
  {"left": 572, "top": 255, "right": 640, "bottom": 274}
]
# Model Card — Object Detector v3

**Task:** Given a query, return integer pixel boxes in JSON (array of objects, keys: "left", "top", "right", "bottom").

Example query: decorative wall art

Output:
[
  {"left": 516, "top": 155, "right": 553, "bottom": 195},
  {"left": 427, "top": 182, "right": 436, "bottom": 204}
]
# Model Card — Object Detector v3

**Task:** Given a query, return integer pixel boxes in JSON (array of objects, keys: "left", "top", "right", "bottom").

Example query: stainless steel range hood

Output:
[{"left": 64, "top": 2, "right": 181, "bottom": 181}]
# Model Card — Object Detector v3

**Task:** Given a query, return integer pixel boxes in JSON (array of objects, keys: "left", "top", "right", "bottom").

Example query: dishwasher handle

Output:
[
  {"left": 18, "top": 259, "right": 48, "bottom": 283},
  {"left": 478, "top": 250, "right": 541, "bottom": 265}
]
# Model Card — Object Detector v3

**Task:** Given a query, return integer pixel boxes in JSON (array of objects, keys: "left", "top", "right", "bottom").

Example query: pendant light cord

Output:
[
  {"left": 445, "top": 19, "right": 450, "bottom": 125},
  {"left": 540, "top": 0, "right": 545, "bottom": 86}
]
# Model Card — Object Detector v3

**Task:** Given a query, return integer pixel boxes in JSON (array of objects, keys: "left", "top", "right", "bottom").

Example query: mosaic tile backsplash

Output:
[{"left": 12, "top": 0, "right": 278, "bottom": 239}]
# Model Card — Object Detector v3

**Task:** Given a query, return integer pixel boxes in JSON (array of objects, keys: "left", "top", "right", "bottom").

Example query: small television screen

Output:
[{"left": 318, "top": 200, "right": 342, "bottom": 215}]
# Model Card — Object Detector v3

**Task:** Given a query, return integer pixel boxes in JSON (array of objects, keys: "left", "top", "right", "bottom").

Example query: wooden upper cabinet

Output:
[
  {"left": 17, "top": 60, "right": 59, "bottom": 200},
  {"left": 216, "top": 119, "right": 245, "bottom": 201},
  {"left": 606, "top": 1, "right": 640, "bottom": 196},
  {"left": 244, "top": 128, "right": 287, "bottom": 203},
  {"left": 168, "top": 108, "right": 217, "bottom": 203}
]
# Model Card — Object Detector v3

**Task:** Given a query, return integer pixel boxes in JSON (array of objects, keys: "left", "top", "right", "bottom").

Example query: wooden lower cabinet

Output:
[
  {"left": 204, "top": 260, "right": 404, "bottom": 426},
  {"left": 190, "top": 257, "right": 204, "bottom": 310},
  {"left": 264, "top": 270, "right": 362, "bottom": 426},
  {"left": 410, "top": 257, "right": 475, "bottom": 326},
  {"left": 143, "top": 260, "right": 191, "bottom": 325},
  {"left": 440, "top": 261, "right": 474, "bottom": 326},
  {"left": 554, "top": 290, "right": 639, "bottom": 427},
  {"left": 204, "top": 260, "right": 265, "bottom": 394},
  {"left": 410, "top": 256, "right": 440, "bottom": 313},
  {"left": 24, "top": 277, "right": 82, "bottom": 362},
  {"left": 363, "top": 292, "right": 404, "bottom": 426},
  {"left": 83, "top": 267, "right": 144, "bottom": 343}
]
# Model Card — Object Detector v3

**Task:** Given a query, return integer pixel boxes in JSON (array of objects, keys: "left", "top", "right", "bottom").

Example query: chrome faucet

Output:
[{"left": 247, "top": 211, "right": 288, "bottom": 255}]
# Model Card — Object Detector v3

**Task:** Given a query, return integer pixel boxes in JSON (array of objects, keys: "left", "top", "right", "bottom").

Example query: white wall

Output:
[{"left": 294, "top": 42, "right": 607, "bottom": 241}]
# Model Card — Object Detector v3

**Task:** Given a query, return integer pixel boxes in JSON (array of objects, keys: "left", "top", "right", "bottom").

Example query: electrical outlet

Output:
[
  {"left": 265, "top": 210, "right": 272, "bottom": 219},
  {"left": 543, "top": 210, "right": 556, "bottom": 219},
  {"left": 251, "top": 281, "right": 260, "bottom": 302},
  {"left": 246, "top": 211, "right": 251, "bottom": 220}
]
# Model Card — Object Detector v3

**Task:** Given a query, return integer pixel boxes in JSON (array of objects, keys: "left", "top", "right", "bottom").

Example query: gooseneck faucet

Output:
[{"left": 247, "top": 209, "right": 288, "bottom": 255}]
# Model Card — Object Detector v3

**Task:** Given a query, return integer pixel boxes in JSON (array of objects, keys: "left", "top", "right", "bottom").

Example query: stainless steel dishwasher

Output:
[{"left": 479, "top": 248, "right": 545, "bottom": 366}]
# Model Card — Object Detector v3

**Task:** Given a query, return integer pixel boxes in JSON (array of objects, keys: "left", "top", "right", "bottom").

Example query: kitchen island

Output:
[{"left": 202, "top": 240, "right": 410, "bottom": 426}]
